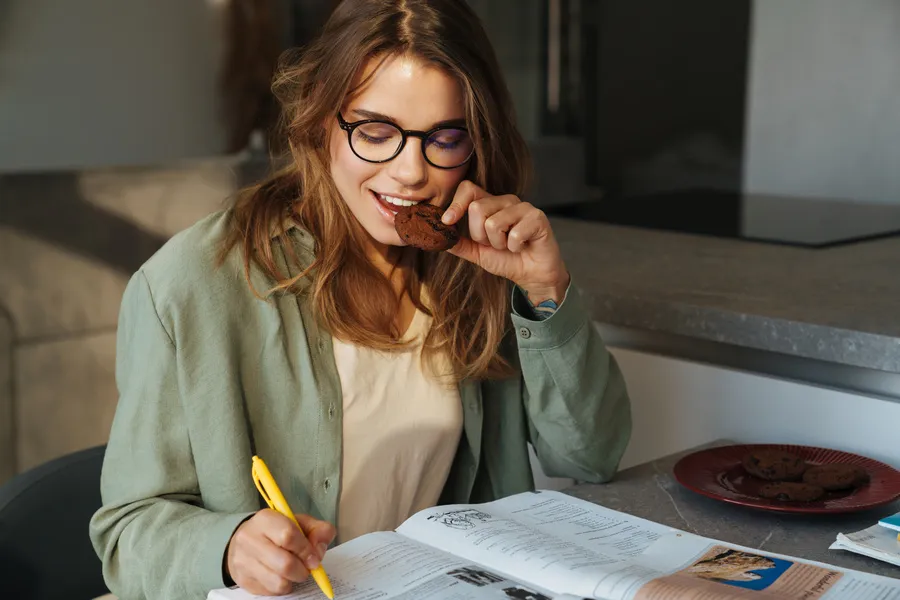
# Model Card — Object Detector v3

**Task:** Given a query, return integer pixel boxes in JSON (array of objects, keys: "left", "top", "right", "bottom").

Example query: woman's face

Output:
[{"left": 329, "top": 53, "right": 470, "bottom": 251}]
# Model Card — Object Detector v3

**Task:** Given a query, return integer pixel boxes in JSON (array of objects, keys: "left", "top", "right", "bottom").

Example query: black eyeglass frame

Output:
[{"left": 337, "top": 112, "right": 475, "bottom": 170}]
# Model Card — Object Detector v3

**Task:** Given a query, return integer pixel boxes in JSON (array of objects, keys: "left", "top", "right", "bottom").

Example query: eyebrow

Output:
[{"left": 351, "top": 108, "right": 466, "bottom": 129}]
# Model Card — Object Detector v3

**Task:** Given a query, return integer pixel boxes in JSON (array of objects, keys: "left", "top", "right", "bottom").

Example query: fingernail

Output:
[
  {"left": 442, "top": 209, "right": 455, "bottom": 224},
  {"left": 305, "top": 554, "right": 320, "bottom": 570},
  {"left": 317, "top": 543, "right": 328, "bottom": 558}
]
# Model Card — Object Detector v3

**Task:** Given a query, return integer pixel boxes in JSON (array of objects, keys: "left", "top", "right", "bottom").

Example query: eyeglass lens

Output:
[{"left": 350, "top": 122, "right": 474, "bottom": 168}]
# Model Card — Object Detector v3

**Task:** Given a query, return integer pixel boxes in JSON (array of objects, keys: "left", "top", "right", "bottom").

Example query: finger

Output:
[
  {"left": 467, "top": 195, "right": 520, "bottom": 245},
  {"left": 442, "top": 180, "right": 489, "bottom": 225},
  {"left": 249, "top": 557, "right": 297, "bottom": 596},
  {"left": 240, "top": 573, "right": 292, "bottom": 597},
  {"left": 295, "top": 514, "right": 336, "bottom": 558},
  {"left": 258, "top": 510, "right": 320, "bottom": 571},
  {"left": 249, "top": 529, "right": 311, "bottom": 583},
  {"left": 484, "top": 202, "right": 534, "bottom": 251},
  {"left": 507, "top": 211, "right": 547, "bottom": 253}
]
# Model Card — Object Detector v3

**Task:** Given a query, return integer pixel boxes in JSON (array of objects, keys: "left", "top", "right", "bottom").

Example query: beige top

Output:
[{"left": 333, "top": 308, "right": 463, "bottom": 543}]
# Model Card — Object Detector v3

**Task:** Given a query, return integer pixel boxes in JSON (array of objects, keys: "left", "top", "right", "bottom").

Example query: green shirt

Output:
[{"left": 89, "top": 210, "right": 631, "bottom": 600}]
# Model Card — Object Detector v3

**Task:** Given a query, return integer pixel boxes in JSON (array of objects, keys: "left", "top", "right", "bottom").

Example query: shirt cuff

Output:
[
  {"left": 197, "top": 511, "right": 257, "bottom": 592},
  {"left": 510, "top": 281, "right": 590, "bottom": 350},
  {"left": 512, "top": 281, "right": 571, "bottom": 322}
]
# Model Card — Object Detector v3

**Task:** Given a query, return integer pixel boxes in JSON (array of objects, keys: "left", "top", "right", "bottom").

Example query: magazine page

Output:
[
  {"left": 590, "top": 531, "right": 900, "bottom": 600},
  {"left": 208, "top": 531, "right": 566, "bottom": 600},
  {"left": 395, "top": 490, "right": 675, "bottom": 598}
]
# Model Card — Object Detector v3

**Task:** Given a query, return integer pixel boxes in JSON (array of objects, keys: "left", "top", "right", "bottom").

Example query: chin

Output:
[{"left": 364, "top": 223, "right": 406, "bottom": 248}]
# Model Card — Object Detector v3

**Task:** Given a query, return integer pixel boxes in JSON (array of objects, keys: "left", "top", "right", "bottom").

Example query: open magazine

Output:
[{"left": 209, "top": 490, "right": 900, "bottom": 600}]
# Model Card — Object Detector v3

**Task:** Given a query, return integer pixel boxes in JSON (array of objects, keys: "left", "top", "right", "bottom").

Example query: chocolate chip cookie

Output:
[
  {"left": 742, "top": 450, "right": 808, "bottom": 481},
  {"left": 759, "top": 482, "right": 824, "bottom": 502},
  {"left": 394, "top": 204, "right": 460, "bottom": 251},
  {"left": 802, "top": 464, "right": 869, "bottom": 491}
]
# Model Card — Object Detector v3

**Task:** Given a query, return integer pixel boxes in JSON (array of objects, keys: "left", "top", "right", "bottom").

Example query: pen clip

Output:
[{"left": 251, "top": 463, "right": 275, "bottom": 511}]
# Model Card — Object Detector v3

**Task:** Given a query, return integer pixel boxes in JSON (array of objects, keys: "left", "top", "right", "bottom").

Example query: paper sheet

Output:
[
  {"left": 831, "top": 524, "right": 900, "bottom": 568},
  {"left": 396, "top": 491, "right": 674, "bottom": 597},
  {"left": 208, "top": 531, "right": 563, "bottom": 600}
]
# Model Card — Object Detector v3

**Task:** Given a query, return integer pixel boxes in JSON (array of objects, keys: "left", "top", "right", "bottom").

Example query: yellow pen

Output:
[{"left": 251, "top": 455, "right": 335, "bottom": 599}]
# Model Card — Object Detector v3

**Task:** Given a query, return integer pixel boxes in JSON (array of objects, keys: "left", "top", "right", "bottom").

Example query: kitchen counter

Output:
[
  {"left": 552, "top": 217, "right": 900, "bottom": 381},
  {"left": 564, "top": 441, "right": 900, "bottom": 579}
]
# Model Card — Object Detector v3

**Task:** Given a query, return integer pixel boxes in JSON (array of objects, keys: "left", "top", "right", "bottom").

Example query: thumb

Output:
[{"left": 442, "top": 181, "right": 488, "bottom": 225}]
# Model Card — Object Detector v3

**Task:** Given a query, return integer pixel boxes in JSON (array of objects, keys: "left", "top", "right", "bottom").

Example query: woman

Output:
[{"left": 90, "top": 1, "right": 631, "bottom": 599}]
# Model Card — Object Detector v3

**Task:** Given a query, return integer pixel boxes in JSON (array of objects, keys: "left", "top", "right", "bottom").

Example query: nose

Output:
[{"left": 387, "top": 137, "right": 428, "bottom": 187}]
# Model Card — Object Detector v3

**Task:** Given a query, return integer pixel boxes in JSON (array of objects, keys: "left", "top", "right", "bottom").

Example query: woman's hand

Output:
[
  {"left": 225, "top": 509, "right": 336, "bottom": 596},
  {"left": 442, "top": 181, "right": 570, "bottom": 305}
]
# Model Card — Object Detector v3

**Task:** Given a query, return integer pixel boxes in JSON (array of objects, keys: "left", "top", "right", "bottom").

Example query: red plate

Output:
[{"left": 673, "top": 444, "right": 900, "bottom": 514}]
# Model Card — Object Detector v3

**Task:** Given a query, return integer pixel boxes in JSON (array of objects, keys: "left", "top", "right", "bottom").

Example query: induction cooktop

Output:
[{"left": 543, "top": 189, "right": 900, "bottom": 248}]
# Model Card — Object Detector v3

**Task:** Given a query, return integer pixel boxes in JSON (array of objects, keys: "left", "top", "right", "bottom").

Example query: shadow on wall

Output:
[
  {"left": 0, "top": 173, "right": 169, "bottom": 275},
  {"left": 0, "top": 303, "right": 14, "bottom": 483}
]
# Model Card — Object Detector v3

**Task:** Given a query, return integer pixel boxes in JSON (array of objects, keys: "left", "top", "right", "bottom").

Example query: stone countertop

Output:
[
  {"left": 564, "top": 442, "right": 900, "bottom": 579},
  {"left": 551, "top": 218, "right": 900, "bottom": 374}
]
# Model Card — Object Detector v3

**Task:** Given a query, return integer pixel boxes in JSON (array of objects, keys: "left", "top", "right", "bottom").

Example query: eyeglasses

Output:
[{"left": 337, "top": 112, "right": 475, "bottom": 169}]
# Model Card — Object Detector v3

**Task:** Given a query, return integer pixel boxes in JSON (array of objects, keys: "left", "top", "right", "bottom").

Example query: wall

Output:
[
  {"left": 467, "top": 0, "right": 542, "bottom": 141},
  {"left": 609, "top": 345, "right": 900, "bottom": 470},
  {"left": 744, "top": 0, "right": 900, "bottom": 204},
  {"left": 0, "top": 0, "right": 228, "bottom": 172},
  {"left": 526, "top": 332, "right": 900, "bottom": 492}
]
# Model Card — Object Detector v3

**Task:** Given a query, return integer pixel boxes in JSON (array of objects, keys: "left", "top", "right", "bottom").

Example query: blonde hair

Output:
[{"left": 223, "top": 0, "right": 532, "bottom": 381}]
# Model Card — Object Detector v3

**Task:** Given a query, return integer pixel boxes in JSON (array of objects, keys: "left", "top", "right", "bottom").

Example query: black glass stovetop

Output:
[{"left": 543, "top": 189, "right": 900, "bottom": 248}]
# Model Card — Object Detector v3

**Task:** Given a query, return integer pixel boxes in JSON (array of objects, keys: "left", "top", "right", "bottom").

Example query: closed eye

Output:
[{"left": 356, "top": 131, "right": 394, "bottom": 144}]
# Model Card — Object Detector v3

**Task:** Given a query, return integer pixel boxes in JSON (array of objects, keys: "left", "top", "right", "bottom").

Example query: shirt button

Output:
[
  {"left": 317, "top": 339, "right": 326, "bottom": 352},
  {"left": 324, "top": 478, "right": 331, "bottom": 491},
  {"left": 518, "top": 327, "right": 532, "bottom": 339},
  {"left": 328, "top": 404, "right": 336, "bottom": 420}
]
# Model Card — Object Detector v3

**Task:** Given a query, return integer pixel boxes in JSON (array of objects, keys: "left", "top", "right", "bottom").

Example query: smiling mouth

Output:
[{"left": 372, "top": 191, "right": 428, "bottom": 212}]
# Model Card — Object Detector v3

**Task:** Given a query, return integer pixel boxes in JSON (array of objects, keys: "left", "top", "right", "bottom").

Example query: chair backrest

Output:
[{"left": 0, "top": 445, "right": 109, "bottom": 600}]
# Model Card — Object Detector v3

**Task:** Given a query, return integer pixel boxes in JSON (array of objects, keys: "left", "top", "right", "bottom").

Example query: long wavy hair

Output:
[{"left": 223, "top": 0, "right": 532, "bottom": 381}]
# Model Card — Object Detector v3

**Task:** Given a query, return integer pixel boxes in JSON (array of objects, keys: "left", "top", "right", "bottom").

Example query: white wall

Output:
[
  {"left": 611, "top": 346, "right": 900, "bottom": 470},
  {"left": 0, "top": 0, "right": 228, "bottom": 172},
  {"left": 530, "top": 337, "right": 900, "bottom": 490},
  {"left": 744, "top": 0, "right": 900, "bottom": 204}
]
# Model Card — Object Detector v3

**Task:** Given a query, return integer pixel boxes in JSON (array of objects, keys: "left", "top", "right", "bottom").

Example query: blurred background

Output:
[{"left": 2, "top": 0, "right": 900, "bottom": 484}]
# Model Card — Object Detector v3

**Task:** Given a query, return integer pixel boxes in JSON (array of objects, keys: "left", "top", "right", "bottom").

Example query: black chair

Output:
[{"left": 0, "top": 445, "right": 109, "bottom": 600}]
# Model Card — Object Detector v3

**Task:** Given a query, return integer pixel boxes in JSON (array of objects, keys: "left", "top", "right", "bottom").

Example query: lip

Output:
[
  {"left": 370, "top": 190, "right": 433, "bottom": 225},
  {"left": 370, "top": 190, "right": 402, "bottom": 224}
]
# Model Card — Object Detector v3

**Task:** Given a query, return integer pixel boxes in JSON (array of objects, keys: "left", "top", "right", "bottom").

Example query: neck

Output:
[
  {"left": 366, "top": 239, "right": 401, "bottom": 274},
  {"left": 365, "top": 238, "right": 418, "bottom": 290}
]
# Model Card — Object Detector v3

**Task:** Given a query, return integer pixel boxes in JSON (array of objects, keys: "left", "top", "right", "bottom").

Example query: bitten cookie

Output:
[
  {"left": 802, "top": 464, "right": 869, "bottom": 491},
  {"left": 741, "top": 450, "right": 807, "bottom": 481},
  {"left": 759, "top": 482, "right": 824, "bottom": 502},
  {"left": 394, "top": 204, "right": 460, "bottom": 251}
]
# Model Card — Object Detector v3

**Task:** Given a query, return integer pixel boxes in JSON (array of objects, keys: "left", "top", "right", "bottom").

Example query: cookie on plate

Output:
[
  {"left": 802, "top": 464, "right": 869, "bottom": 491},
  {"left": 742, "top": 450, "right": 808, "bottom": 481},
  {"left": 394, "top": 204, "right": 460, "bottom": 251},
  {"left": 759, "top": 482, "right": 825, "bottom": 502}
]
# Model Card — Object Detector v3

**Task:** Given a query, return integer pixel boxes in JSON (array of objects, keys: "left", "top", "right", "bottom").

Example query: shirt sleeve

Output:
[
  {"left": 511, "top": 283, "right": 568, "bottom": 321},
  {"left": 510, "top": 281, "right": 632, "bottom": 483},
  {"left": 89, "top": 271, "right": 255, "bottom": 600}
]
